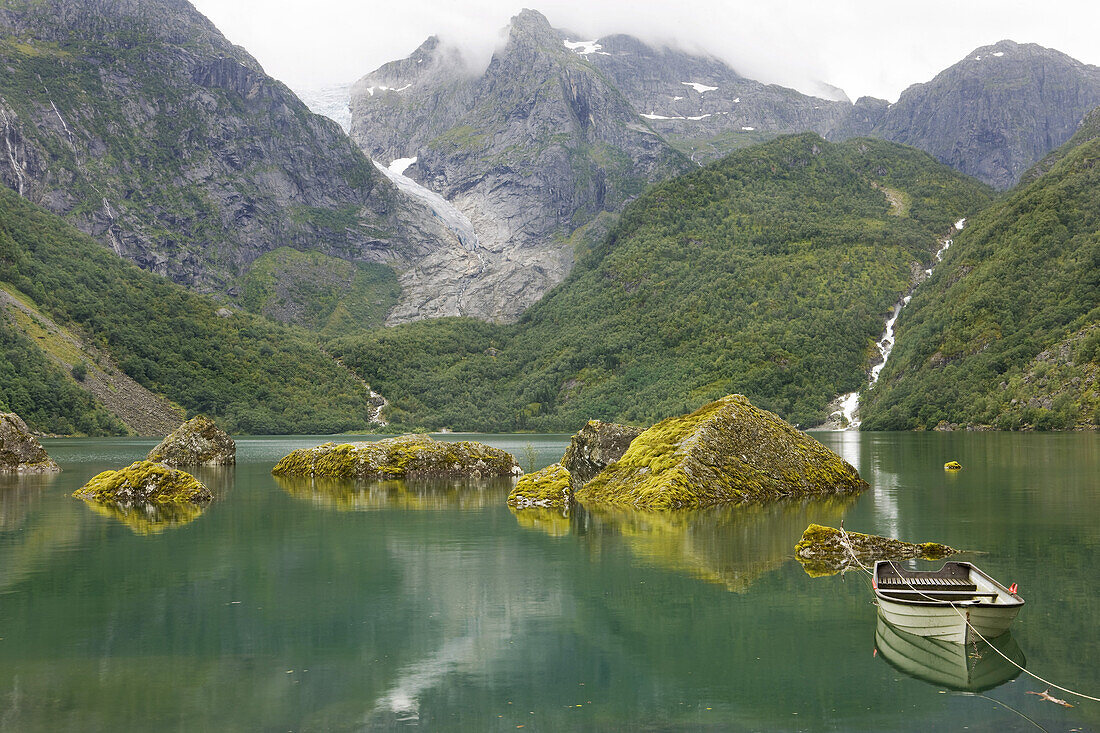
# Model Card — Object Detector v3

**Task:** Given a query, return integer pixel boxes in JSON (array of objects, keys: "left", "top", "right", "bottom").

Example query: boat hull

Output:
[{"left": 876, "top": 595, "right": 1021, "bottom": 644}]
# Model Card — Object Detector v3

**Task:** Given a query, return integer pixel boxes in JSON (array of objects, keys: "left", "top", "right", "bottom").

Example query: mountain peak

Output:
[{"left": 507, "top": 8, "right": 558, "bottom": 46}]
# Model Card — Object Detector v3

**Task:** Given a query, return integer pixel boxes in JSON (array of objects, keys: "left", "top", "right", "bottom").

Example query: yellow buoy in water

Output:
[{"left": 944, "top": 461, "right": 962, "bottom": 470}]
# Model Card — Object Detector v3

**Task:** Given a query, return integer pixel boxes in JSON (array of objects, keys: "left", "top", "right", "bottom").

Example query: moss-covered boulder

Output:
[
  {"left": 0, "top": 412, "right": 60, "bottom": 473},
  {"left": 73, "top": 461, "right": 212, "bottom": 503},
  {"left": 944, "top": 461, "right": 962, "bottom": 470},
  {"left": 147, "top": 415, "right": 235, "bottom": 466},
  {"left": 561, "top": 420, "right": 644, "bottom": 490},
  {"left": 576, "top": 395, "right": 867, "bottom": 510},
  {"left": 508, "top": 463, "right": 572, "bottom": 508},
  {"left": 271, "top": 434, "right": 521, "bottom": 480},
  {"left": 794, "top": 523, "right": 958, "bottom": 577}
]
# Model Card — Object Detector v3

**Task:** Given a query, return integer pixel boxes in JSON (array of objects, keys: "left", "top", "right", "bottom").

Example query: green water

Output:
[{"left": 0, "top": 432, "right": 1097, "bottom": 731}]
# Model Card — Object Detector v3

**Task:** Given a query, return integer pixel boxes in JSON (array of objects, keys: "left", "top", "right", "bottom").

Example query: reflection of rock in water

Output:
[
  {"left": 510, "top": 506, "right": 573, "bottom": 537},
  {"left": 580, "top": 497, "right": 855, "bottom": 592},
  {"left": 80, "top": 499, "right": 205, "bottom": 535},
  {"left": 0, "top": 472, "right": 56, "bottom": 531},
  {"left": 274, "top": 475, "right": 514, "bottom": 511},
  {"left": 875, "top": 613, "right": 1025, "bottom": 692}
]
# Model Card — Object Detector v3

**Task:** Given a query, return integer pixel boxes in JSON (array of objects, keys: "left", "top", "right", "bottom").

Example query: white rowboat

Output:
[{"left": 873, "top": 561, "right": 1024, "bottom": 645}]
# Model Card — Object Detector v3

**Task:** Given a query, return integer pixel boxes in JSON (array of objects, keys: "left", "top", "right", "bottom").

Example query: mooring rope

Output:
[{"left": 836, "top": 524, "right": 1100, "bottom": 704}]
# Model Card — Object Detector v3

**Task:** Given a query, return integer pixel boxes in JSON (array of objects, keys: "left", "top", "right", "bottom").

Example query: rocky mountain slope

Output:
[
  {"left": 330, "top": 134, "right": 993, "bottom": 431},
  {"left": 0, "top": 0, "right": 456, "bottom": 304},
  {"left": 349, "top": 9, "right": 691, "bottom": 323},
  {"left": 840, "top": 40, "right": 1100, "bottom": 189},
  {"left": 860, "top": 107, "right": 1100, "bottom": 431},
  {"left": 0, "top": 185, "right": 385, "bottom": 435}
]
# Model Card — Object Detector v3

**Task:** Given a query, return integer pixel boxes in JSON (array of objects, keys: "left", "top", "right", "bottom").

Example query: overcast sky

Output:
[{"left": 190, "top": 0, "right": 1100, "bottom": 102}]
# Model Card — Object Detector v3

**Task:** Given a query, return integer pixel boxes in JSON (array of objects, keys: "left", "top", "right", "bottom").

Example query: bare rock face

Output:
[
  {"left": 271, "top": 434, "right": 522, "bottom": 480},
  {"left": 508, "top": 463, "right": 572, "bottom": 509},
  {"left": 561, "top": 420, "right": 644, "bottom": 490},
  {"left": 577, "top": 395, "right": 867, "bottom": 510},
  {"left": 73, "top": 461, "right": 211, "bottom": 503},
  {"left": 147, "top": 416, "right": 235, "bottom": 466},
  {"left": 795, "top": 524, "right": 957, "bottom": 577},
  {"left": 0, "top": 412, "right": 60, "bottom": 473}
]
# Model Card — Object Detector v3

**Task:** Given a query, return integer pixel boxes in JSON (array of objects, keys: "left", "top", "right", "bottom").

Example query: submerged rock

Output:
[
  {"left": 0, "top": 412, "right": 60, "bottom": 473},
  {"left": 794, "top": 523, "right": 958, "bottom": 577},
  {"left": 576, "top": 395, "right": 867, "bottom": 510},
  {"left": 147, "top": 415, "right": 235, "bottom": 466},
  {"left": 561, "top": 420, "right": 644, "bottom": 490},
  {"left": 508, "top": 464, "right": 572, "bottom": 508},
  {"left": 73, "top": 461, "right": 212, "bottom": 503},
  {"left": 271, "top": 434, "right": 521, "bottom": 480}
]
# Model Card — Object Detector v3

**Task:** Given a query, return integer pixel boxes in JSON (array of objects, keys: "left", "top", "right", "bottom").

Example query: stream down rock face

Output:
[
  {"left": 0, "top": 412, "right": 60, "bottom": 473},
  {"left": 561, "top": 420, "right": 644, "bottom": 491},
  {"left": 508, "top": 464, "right": 572, "bottom": 508},
  {"left": 576, "top": 395, "right": 868, "bottom": 510},
  {"left": 73, "top": 461, "right": 211, "bottom": 503},
  {"left": 147, "top": 416, "right": 235, "bottom": 466},
  {"left": 271, "top": 434, "right": 521, "bottom": 480},
  {"left": 794, "top": 523, "right": 958, "bottom": 577}
]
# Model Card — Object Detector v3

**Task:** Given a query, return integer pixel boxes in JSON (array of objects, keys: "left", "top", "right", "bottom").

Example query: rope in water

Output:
[{"left": 836, "top": 525, "right": 1100, "bottom": 704}]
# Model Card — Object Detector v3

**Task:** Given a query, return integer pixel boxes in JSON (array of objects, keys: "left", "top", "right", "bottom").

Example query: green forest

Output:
[
  {"left": 330, "top": 135, "right": 993, "bottom": 432},
  {"left": 860, "top": 118, "right": 1100, "bottom": 430},
  {"left": 0, "top": 187, "right": 382, "bottom": 435}
]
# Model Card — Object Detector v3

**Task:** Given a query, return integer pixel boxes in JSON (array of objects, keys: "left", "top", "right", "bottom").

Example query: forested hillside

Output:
[
  {"left": 331, "top": 134, "right": 993, "bottom": 431},
  {"left": 860, "top": 111, "right": 1100, "bottom": 431},
  {"left": 0, "top": 187, "right": 381, "bottom": 435}
]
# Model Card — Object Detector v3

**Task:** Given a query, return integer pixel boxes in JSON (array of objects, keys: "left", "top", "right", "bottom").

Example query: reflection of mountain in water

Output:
[
  {"left": 523, "top": 497, "right": 856, "bottom": 592},
  {"left": 275, "top": 475, "right": 514, "bottom": 511},
  {"left": 875, "top": 613, "right": 1025, "bottom": 692}
]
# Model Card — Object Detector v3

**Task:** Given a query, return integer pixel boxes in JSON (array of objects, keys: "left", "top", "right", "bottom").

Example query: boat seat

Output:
[{"left": 877, "top": 577, "right": 978, "bottom": 592}]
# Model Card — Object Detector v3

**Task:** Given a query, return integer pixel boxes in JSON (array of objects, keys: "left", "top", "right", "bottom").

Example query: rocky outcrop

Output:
[
  {"left": 576, "top": 395, "right": 867, "bottom": 510},
  {"left": 147, "top": 416, "right": 235, "bottom": 466},
  {"left": 0, "top": 412, "right": 60, "bottom": 473},
  {"left": 508, "top": 463, "right": 572, "bottom": 508},
  {"left": 73, "top": 461, "right": 211, "bottom": 503},
  {"left": 0, "top": 0, "right": 457, "bottom": 315},
  {"left": 271, "top": 434, "right": 521, "bottom": 480},
  {"left": 843, "top": 41, "right": 1100, "bottom": 189},
  {"left": 794, "top": 524, "right": 958, "bottom": 577},
  {"left": 561, "top": 420, "right": 644, "bottom": 490},
  {"left": 349, "top": 10, "right": 690, "bottom": 323}
]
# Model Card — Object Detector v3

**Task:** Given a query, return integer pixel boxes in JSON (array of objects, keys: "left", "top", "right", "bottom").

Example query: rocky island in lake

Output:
[
  {"left": 73, "top": 460, "right": 212, "bottom": 503},
  {"left": 147, "top": 416, "right": 236, "bottom": 466},
  {"left": 0, "top": 413, "right": 61, "bottom": 473},
  {"left": 576, "top": 395, "right": 867, "bottom": 510},
  {"left": 272, "top": 434, "right": 521, "bottom": 479},
  {"left": 795, "top": 523, "right": 959, "bottom": 577}
]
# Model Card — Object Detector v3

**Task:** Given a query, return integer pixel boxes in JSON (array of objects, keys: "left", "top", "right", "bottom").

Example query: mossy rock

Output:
[
  {"left": 81, "top": 500, "right": 206, "bottom": 535},
  {"left": 147, "top": 415, "right": 235, "bottom": 466},
  {"left": 73, "top": 461, "right": 211, "bottom": 503},
  {"left": 508, "top": 463, "right": 572, "bottom": 508},
  {"left": 561, "top": 420, "right": 644, "bottom": 490},
  {"left": 271, "top": 434, "right": 521, "bottom": 480},
  {"left": 577, "top": 395, "right": 868, "bottom": 510},
  {"left": 0, "top": 412, "right": 60, "bottom": 473},
  {"left": 794, "top": 523, "right": 958, "bottom": 577},
  {"left": 944, "top": 461, "right": 963, "bottom": 470}
]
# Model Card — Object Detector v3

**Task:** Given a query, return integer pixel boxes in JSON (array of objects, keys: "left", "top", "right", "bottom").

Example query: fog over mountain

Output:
[{"left": 191, "top": 0, "right": 1100, "bottom": 103}]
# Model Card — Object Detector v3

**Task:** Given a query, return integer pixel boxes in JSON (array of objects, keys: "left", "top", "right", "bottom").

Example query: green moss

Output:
[
  {"left": 508, "top": 463, "right": 572, "bottom": 508},
  {"left": 794, "top": 523, "right": 958, "bottom": 577},
  {"left": 271, "top": 434, "right": 519, "bottom": 479},
  {"left": 427, "top": 125, "right": 489, "bottom": 153},
  {"left": 944, "top": 461, "right": 962, "bottom": 470},
  {"left": 73, "top": 461, "right": 211, "bottom": 503},
  {"left": 577, "top": 395, "right": 867, "bottom": 510}
]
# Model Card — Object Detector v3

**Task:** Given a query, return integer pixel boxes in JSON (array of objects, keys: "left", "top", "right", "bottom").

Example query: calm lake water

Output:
[{"left": 0, "top": 432, "right": 1097, "bottom": 731}]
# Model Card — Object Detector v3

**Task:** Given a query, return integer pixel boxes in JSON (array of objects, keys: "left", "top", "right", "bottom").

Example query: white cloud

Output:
[{"left": 191, "top": 0, "right": 1100, "bottom": 102}]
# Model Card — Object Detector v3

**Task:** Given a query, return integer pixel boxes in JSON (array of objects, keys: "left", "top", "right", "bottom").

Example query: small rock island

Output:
[
  {"left": 0, "top": 412, "right": 61, "bottom": 473},
  {"left": 73, "top": 460, "right": 212, "bottom": 503},
  {"left": 576, "top": 395, "right": 868, "bottom": 510},
  {"left": 147, "top": 415, "right": 235, "bottom": 466},
  {"left": 795, "top": 523, "right": 958, "bottom": 577},
  {"left": 272, "top": 434, "right": 521, "bottom": 479}
]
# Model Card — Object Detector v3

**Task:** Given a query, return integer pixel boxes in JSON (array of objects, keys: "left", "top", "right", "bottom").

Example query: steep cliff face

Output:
[
  {"left": 0, "top": 0, "right": 456, "bottom": 301},
  {"left": 856, "top": 41, "right": 1100, "bottom": 189},
  {"left": 350, "top": 9, "right": 690, "bottom": 323}
]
